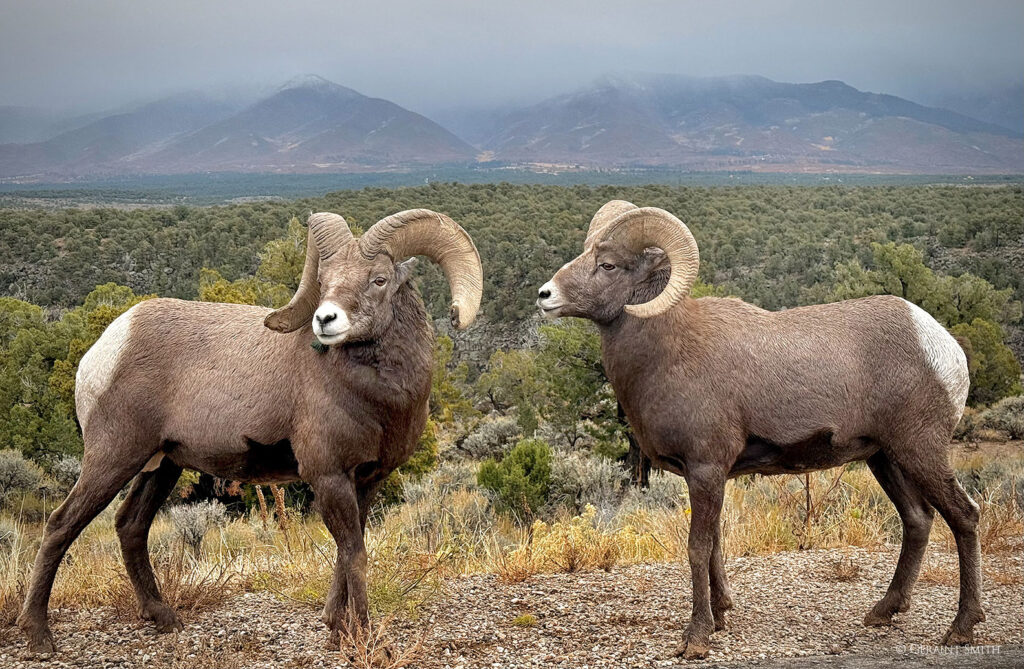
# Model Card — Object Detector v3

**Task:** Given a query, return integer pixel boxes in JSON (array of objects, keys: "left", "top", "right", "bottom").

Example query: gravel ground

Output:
[{"left": 1, "top": 547, "right": 1020, "bottom": 668}]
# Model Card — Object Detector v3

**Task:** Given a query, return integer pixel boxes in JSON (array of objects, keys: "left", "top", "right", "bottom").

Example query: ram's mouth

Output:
[
  {"left": 315, "top": 331, "right": 349, "bottom": 345},
  {"left": 536, "top": 301, "right": 565, "bottom": 318}
]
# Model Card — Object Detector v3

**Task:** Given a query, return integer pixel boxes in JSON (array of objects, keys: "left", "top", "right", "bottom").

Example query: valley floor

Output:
[{"left": 1, "top": 546, "right": 1020, "bottom": 669}]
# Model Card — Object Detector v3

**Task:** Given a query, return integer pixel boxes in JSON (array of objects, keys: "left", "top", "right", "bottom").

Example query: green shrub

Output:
[
  {"left": 403, "top": 419, "right": 440, "bottom": 477},
  {"left": 50, "top": 454, "right": 82, "bottom": 494},
  {"left": 951, "top": 319, "right": 1022, "bottom": 406},
  {"left": 478, "top": 438, "right": 552, "bottom": 520},
  {"left": 547, "top": 451, "right": 625, "bottom": 514},
  {"left": 618, "top": 471, "right": 688, "bottom": 514},
  {"left": 981, "top": 395, "right": 1024, "bottom": 440},
  {"left": 954, "top": 407, "right": 982, "bottom": 442},
  {"left": 168, "top": 500, "right": 227, "bottom": 554},
  {"left": 402, "top": 460, "right": 478, "bottom": 504},
  {"left": 459, "top": 416, "right": 521, "bottom": 460},
  {"left": 0, "top": 449, "right": 45, "bottom": 506},
  {"left": 957, "top": 460, "right": 1010, "bottom": 499}
]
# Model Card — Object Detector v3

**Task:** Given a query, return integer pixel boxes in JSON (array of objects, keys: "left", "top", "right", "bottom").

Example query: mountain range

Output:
[
  {"left": 927, "top": 84, "right": 1024, "bottom": 136},
  {"left": 469, "top": 74, "right": 1022, "bottom": 172},
  {"left": 1, "top": 73, "right": 1021, "bottom": 179}
]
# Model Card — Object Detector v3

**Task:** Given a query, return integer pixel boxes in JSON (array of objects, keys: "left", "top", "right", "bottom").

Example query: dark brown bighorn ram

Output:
[
  {"left": 537, "top": 201, "right": 981, "bottom": 659},
  {"left": 19, "top": 209, "right": 482, "bottom": 654}
]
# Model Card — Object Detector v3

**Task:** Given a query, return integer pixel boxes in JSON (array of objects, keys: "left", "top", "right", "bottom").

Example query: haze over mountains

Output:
[{"left": 1, "top": 73, "right": 1021, "bottom": 180}]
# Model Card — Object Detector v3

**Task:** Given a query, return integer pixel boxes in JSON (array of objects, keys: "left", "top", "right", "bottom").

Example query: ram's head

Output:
[
  {"left": 265, "top": 209, "right": 482, "bottom": 345},
  {"left": 537, "top": 200, "right": 699, "bottom": 324}
]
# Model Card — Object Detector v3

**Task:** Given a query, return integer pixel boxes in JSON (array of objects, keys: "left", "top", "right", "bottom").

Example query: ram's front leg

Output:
[{"left": 311, "top": 473, "right": 369, "bottom": 645}]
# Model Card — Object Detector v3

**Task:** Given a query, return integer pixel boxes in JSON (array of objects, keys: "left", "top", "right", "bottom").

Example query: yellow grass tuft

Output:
[
  {"left": 339, "top": 614, "right": 427, "bottom": 669},
  {"left": 512, "top": 613, "right": 538, "bottom": 627}
]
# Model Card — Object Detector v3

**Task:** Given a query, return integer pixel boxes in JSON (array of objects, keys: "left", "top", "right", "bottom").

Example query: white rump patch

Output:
[
  {"left": 75, "top": 304, "right": 138, "bottom": 432},
  {"left": 904, "top": 300, "right": 969, "bottom": 419}
]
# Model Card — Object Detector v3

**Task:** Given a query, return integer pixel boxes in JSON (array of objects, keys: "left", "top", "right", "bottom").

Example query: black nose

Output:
[
  {"left": 538, "top": 288, "right": 551, "bottom": 299},
  {"left": 316, "top": 313, "right": 337, "bottom": 326}
]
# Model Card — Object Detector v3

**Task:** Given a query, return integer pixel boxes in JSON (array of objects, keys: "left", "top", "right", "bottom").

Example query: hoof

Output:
[
  {"left": 143, "top": 604, "right": 183, "bottom": 633},
  {"left": 22, "top": 627, "right": 56, "bottom": 656},
  {"left": 941, "top": 608, "right": 985, "bottom": 646},
  {"left": 326, "top": 628, "right": 341, "bottom": 650},
  {"left": 673, "top": 636, "right": 711, "bottom": 660},
  {"left": 863, "top": 609, "right": 895, "bottom": 627},
  {"left": 713, "top": 595, "right": 733, "bottom": 631},
  {"left": 941, "top": 628, "right": 974, "bottom": 646},
  {"left": 864, "top": 593, "right": 909, "bottom": 627}
]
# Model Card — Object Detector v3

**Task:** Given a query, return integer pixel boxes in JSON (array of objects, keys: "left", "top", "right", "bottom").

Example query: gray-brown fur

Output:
[
  {"left": 18, "top": 211, "right": 480, "bottom": 654},
  {"left": 537, "top": 202, "right": 983, "bottom": 659}
]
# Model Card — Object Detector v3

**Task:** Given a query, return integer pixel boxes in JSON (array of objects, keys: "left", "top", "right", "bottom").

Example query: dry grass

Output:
[
  {"left": 919, "top": 563, "right": 959, "bottom": 586},
  {"left": 984, "top": 564, "right": 1024, "bottom": 586},
  {"left": 0, "top": 442, "right": 1020, "bottom": 628},
  {"left": 0, "top": 563, "right": 24, "bottom": 627},
  {"left": 494, "top": 545, "right": 538, "bottom": 584},
  {"left": 339, "top": 614, "right": 427, "bottom": 669},
  {"left": 108, "top": 544, "right": 235, "bottom": 621},
  {"left": 831, "top": 555, "right": 861, "bottom": 582}
]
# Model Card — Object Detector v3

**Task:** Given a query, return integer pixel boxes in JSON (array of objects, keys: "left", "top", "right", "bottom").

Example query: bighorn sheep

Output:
[
  {"left": 537, "top": 201, "right": 981, "bottom": 659},
  {"left": 19, "top": 209, "right": 482, "bottom": 654}
]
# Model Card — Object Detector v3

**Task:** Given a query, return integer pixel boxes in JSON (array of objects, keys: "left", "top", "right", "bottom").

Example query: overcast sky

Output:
[{"left": 2, "top": 0, "right": 1022, "bottom": 114}]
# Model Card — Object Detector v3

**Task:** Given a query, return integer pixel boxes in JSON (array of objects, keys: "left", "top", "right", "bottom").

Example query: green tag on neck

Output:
[{"left": 311, "top": 339, "right": 329, "bottom": 354}]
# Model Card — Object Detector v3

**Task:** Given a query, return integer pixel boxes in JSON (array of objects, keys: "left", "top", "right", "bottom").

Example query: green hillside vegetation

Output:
[{"left": 0, "top": 184, "right": 1021, "bottom": 480}]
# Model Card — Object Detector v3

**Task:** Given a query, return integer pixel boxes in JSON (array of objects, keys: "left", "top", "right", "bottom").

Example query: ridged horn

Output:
[
  {"left": 264, "top": 212, "right": 353, "bottom": 333},
  {"left": 584, "top": 199, "right": 638, "bottom": 248},
  {"left": 358, "top": 209, "right": 482, "bottom": 329},
  {"left": 595, "top": 207, "right": 699, "bottom": 318}
]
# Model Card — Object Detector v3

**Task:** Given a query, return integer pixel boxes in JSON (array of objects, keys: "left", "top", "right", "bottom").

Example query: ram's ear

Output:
[
  {"left": 395, "top": 257, "right": 417, "bottom": 285},
  {"left": 637, "top": 247, "right": 668, "bottom": 275}
]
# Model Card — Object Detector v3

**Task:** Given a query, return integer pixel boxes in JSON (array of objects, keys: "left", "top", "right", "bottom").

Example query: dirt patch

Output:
[{"left": 1, "top": 547, "right": 1021, "bottom": 668}]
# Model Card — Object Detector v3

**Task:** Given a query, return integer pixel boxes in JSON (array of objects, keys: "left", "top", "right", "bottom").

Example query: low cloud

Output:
[{"left": 2, "top": 1, "right": 1021, "bottom": 113}]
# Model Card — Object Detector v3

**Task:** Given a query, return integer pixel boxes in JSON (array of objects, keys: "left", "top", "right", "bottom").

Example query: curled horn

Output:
[
  {"left": 264, "top": 212, "right": 353, "bottom": 333},
  {"left": 584, "top": 199, "right": 638, "bottom": 248},
  {"left": 358, "top": 209, "right": 482, "bottom": 329},
  {"left": 595, "top": 206, "right": 699, "bottom": 318}
]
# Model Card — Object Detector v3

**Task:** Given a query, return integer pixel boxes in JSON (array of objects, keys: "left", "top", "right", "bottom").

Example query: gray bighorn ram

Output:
[
  {"left": 537, "top": 200, "right": 981, "bottom": 659},
  {"left": 19, "top": 209, "right": 482, "bottom": 654}
]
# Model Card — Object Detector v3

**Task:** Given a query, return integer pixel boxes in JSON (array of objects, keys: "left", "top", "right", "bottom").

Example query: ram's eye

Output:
[
  {"left": 599, "top": 263, "right": 616, "bottom": 271},
  {"left": 373, "top": 276, "right": 387, "bottom": 287}
]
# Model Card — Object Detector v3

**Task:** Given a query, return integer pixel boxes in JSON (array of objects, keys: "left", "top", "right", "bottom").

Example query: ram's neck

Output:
[
  {"left": 333, "top": 288, "right": 434, "bottom": 409},
  {"left": 597, "top": 295, "right": 701, "bottom": 405}
]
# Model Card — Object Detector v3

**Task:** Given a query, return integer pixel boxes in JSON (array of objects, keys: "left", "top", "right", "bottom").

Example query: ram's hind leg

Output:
[
  {"left": 888, "top": 435, "right": 984, "bottom": 645},
  {"left": 864, "top": 451, "right": 934, "bottom": 626},
  {"left": 115, "top": 456, "right": 184, "bottom": 633},
  {"left": 674, "top": 463, "right": 727, "bottom": 660},
  {"left": 18, "top": 446, "right": 151, "bottom": 654},
  {"left": 710, "top": 522, "right": 733, "bottom": 630}
]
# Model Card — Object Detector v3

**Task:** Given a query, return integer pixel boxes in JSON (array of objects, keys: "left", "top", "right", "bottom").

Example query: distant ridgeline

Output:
[{"left": 1, "top": 74, "right": 1022, "bottom": 178}]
